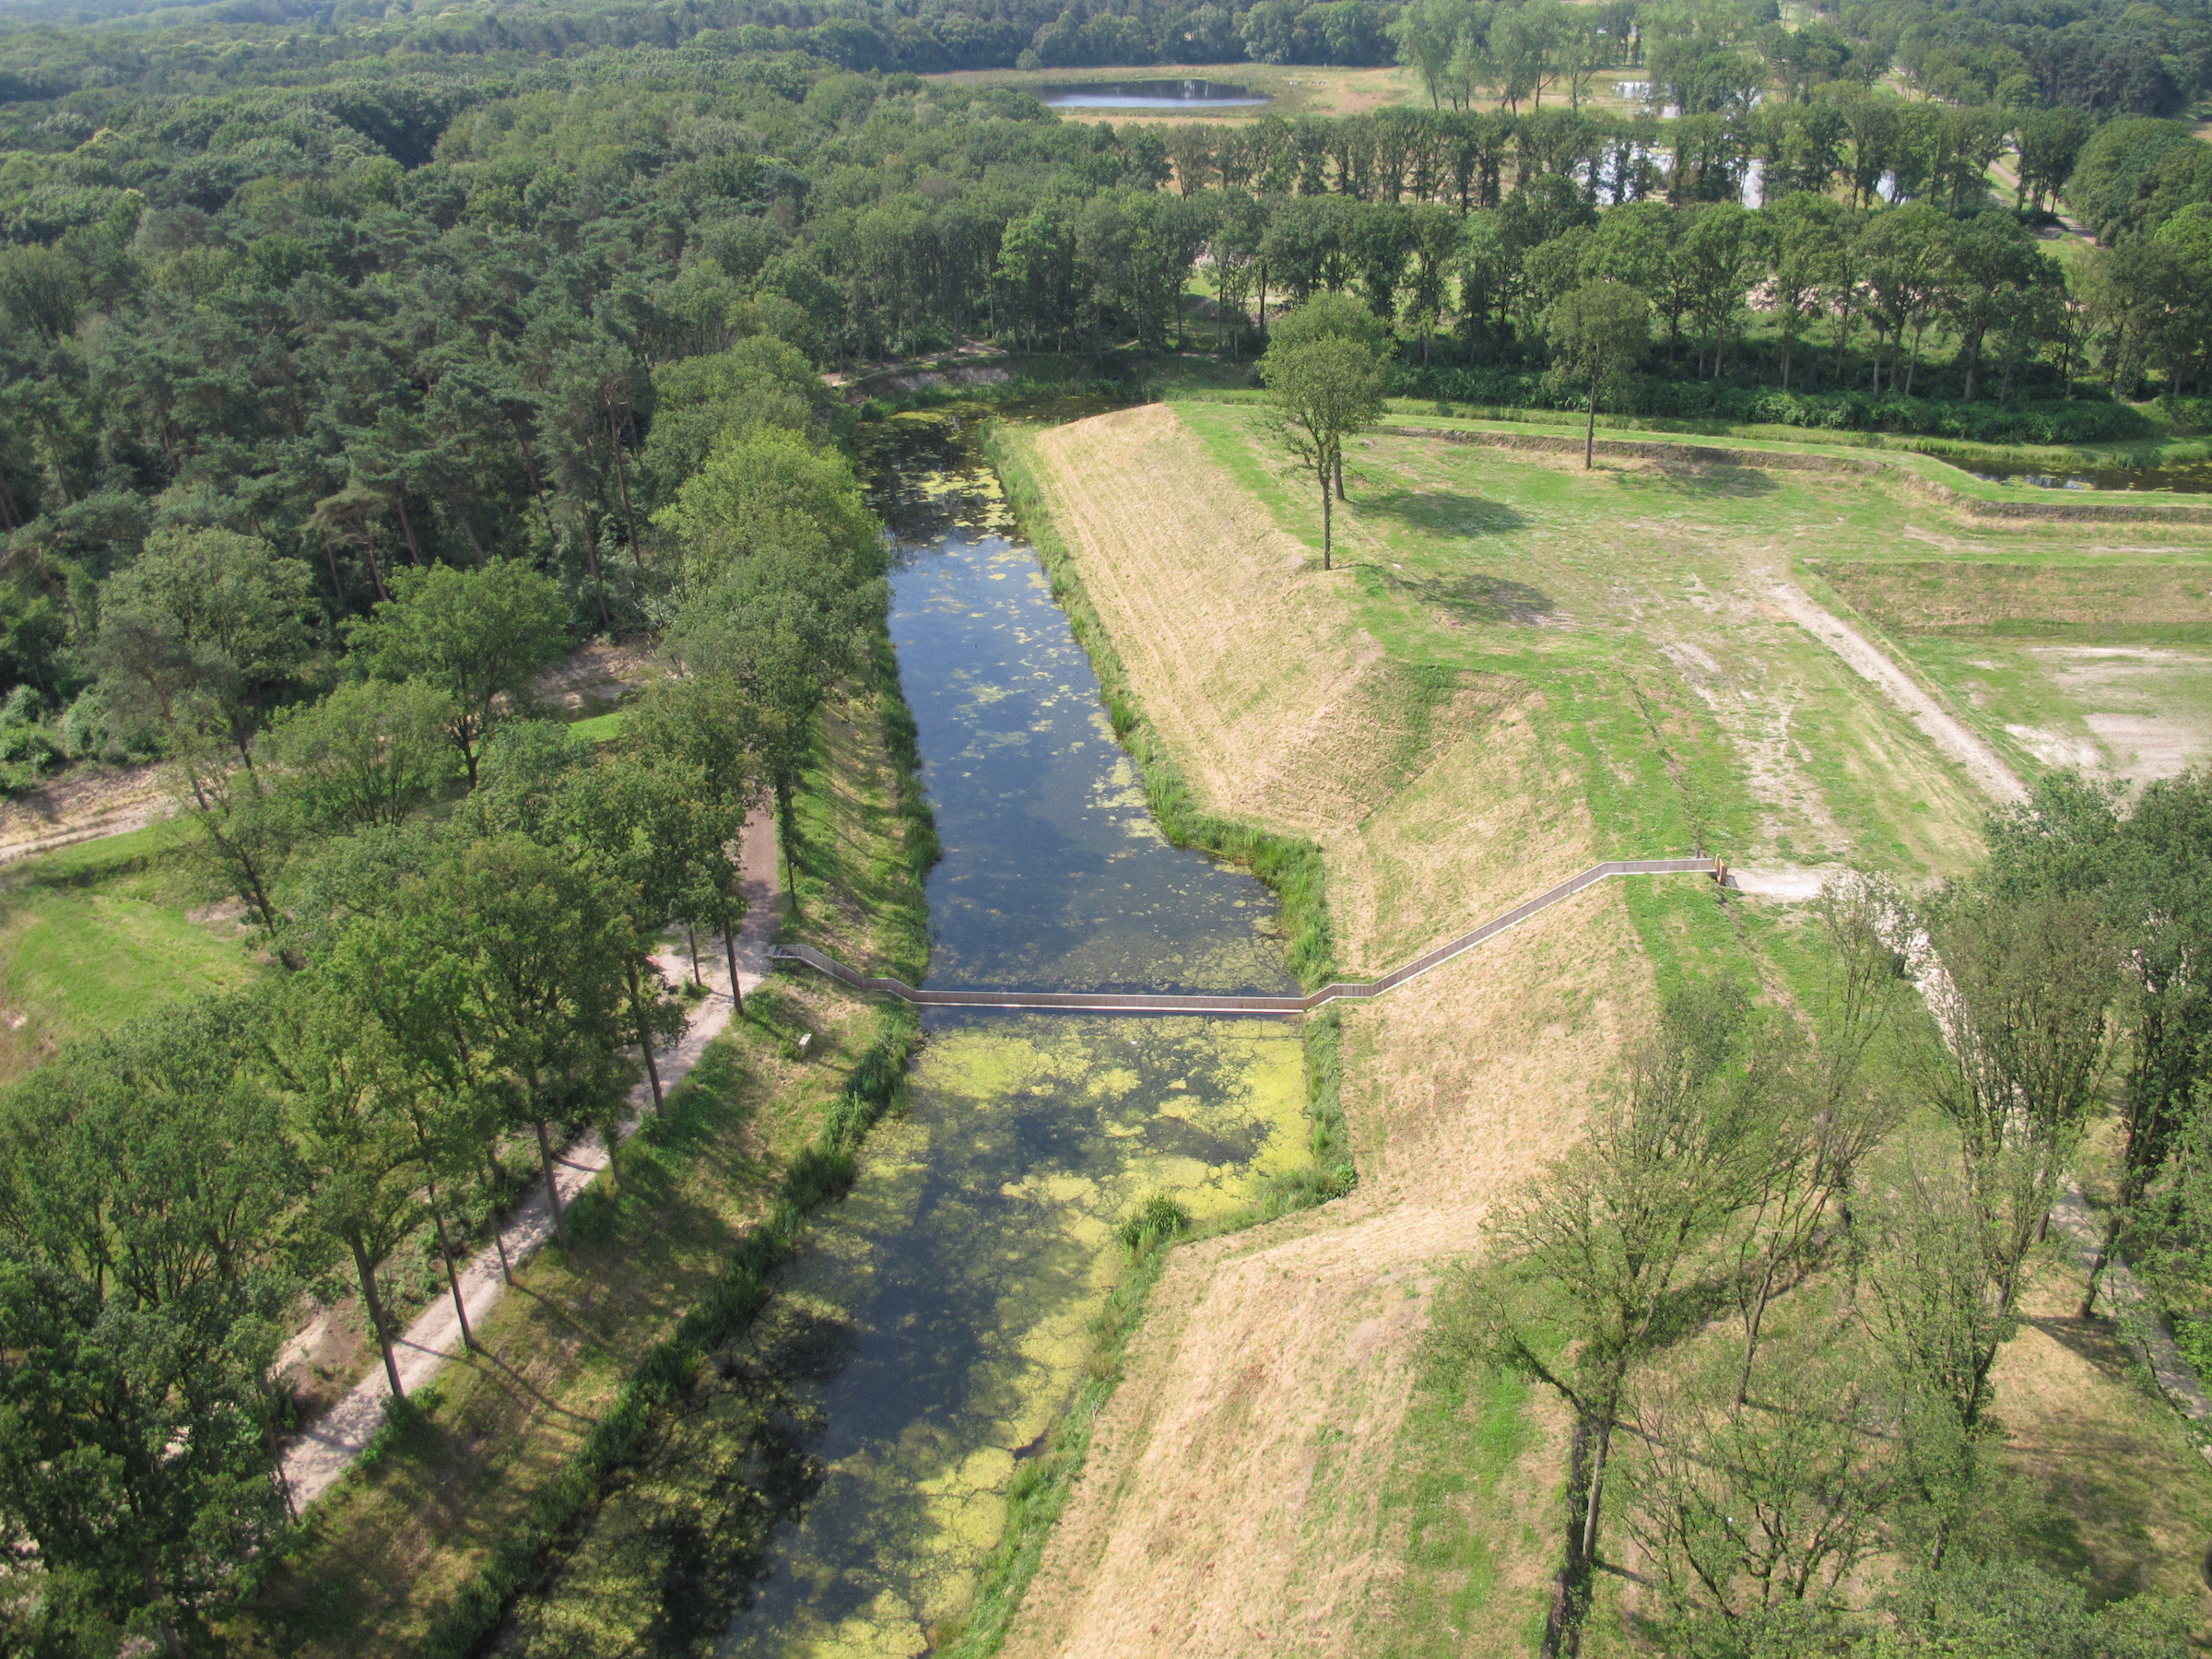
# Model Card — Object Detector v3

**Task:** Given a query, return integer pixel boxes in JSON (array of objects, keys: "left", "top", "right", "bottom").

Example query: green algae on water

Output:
[{"left": 715, "top": 1012, "right": 1306, "bottom": 1659}]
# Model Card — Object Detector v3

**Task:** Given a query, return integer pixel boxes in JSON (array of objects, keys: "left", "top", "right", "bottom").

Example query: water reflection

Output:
[
  {"left": 864, "top": 410, "right": 1298, "bottom": 996},
  {"left": 1960, "top": 458, "right": 2212, "bottom": 495}
]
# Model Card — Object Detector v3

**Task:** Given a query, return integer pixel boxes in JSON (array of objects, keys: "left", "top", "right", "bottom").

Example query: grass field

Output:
[
  {"left": 1802, "top": 546, "right": 2212, "bottom": 786},
  {"left": 0, "top": 817, "right": 260, "bottom": 1076},
  {"left": 1173, "top": 401, "right": 2009, "bottom": 876},
  {"left": 989, "top": 399, "right": 2212, "bottom": 1657}
]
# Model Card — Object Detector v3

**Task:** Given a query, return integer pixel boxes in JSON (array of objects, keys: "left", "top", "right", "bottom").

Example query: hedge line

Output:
[
  {"left": 1393, "top": 364, "right": 2152, "bottom": 445},
  {"left": 983, "top": 423, "right": 1338, "bottom": 991}
]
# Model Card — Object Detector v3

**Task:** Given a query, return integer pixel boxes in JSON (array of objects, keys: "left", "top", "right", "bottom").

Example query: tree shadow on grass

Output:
[
  {"left": 2009, "top": 1311, "right": 2189, "bottom": 1602},
  {"left": 1373, "top": 566, "right": 1559, "bottom": 627},
  {"left": 1612, "top": 461, "right": 1781, "bottom": 499},
  {"left": 1354, "top": 487, "right": 1531, "bottom": 537}
]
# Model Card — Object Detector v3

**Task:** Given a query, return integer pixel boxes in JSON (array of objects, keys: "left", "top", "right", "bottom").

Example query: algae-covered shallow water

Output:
[
  {"left": 722, "top": 1015, "right": 1305, "bottom": 1655},
  {"left": 496, "top": 411, "right": 1307, "bottom": 1659},
  {"left": 717, "top": 413, "right": 1304, "bottom": 1654}
]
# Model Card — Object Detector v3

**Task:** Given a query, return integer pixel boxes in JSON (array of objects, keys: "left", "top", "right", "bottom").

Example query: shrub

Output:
[{"left": 1116, "top": 1194, "right": 1191, "bottom": 1255}]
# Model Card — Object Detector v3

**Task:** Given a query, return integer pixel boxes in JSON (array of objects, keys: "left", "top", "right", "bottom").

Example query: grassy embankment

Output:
[
  {"left": 0, "top": 818, "right": 259, "bottom": 1077},
  {"left": 225, "top": 663, "right": 933, "bottom": 1659},
  {"left": 974, "top": 400, "right": 2212, "bottom": 1656}
]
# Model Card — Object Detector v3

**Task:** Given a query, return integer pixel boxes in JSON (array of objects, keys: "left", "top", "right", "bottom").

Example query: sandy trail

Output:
[
  {"left": 0, "top": 762, "right": 174, "bottom": 865},
  {"left": 278, "top": 809, "right": 781, "bottom": 1511},
  {"left": 1770, "top": 582, "right": 2027, "bottom": 805}
]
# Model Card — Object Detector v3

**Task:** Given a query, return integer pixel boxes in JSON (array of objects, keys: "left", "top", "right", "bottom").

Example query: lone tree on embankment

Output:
[
  {"left": 1261, "top": 297, "right": 1390, "bottom": 571},
  {"left": 1543, "top": 279, "right": 1651, "bottom": 469}
]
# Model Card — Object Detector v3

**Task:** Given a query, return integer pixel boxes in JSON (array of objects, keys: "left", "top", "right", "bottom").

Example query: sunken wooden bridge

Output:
[{"left": 769, "top": 858, "right": 1720, "bottom": 1015}]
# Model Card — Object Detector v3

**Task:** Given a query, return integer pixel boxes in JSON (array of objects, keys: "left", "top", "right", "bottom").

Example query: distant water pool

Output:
[
  {"left": 1039, "top": 78, "right": 1267, "bottom": 109},
  {"left": 1956, "top": 457, "right": 2212, "bottom": 496}
]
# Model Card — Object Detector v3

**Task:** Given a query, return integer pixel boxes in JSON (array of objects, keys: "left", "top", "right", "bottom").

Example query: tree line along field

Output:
[{"left": 990, "top": 394, "right": 2212, "bottom": 1657}]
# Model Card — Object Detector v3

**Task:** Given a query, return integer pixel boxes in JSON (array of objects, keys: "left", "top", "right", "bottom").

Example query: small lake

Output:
[
  {"left": 1039, "top": 78, "right": 1267, "bottom": 109},
  {"left": 1957, "top": 457, "right": 2212, "bottom": 496}
]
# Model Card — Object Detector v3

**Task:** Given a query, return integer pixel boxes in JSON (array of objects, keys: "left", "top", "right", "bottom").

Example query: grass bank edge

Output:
[
  {"left": 984, "top": 420, "right": 1337, "bottom": 991},
  {"left": 405, "top": 660, "right": 937, "bottom": 1659}
]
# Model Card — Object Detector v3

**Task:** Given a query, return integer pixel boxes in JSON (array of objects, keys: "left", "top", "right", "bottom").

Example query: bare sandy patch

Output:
[
  {"left": 0, "top": 761, "right": 173, "bottom": 863},
  {"left": 2081, "top": 713, "right": 2207, "bottom": 781},
  {"left": 531, "top": 638, "right": 655, "bottom": 716},
  {"left": 2028, "top": 645, "right": 2212, "bottom": 783}
]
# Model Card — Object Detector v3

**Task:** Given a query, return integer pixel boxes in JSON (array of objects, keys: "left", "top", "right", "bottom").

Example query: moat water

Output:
[{"left": 574, "top": 408, "right": 1295, "bottom": 1659}]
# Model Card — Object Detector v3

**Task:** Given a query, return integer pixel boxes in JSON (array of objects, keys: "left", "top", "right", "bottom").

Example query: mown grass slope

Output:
[{"left": 992, "top": 402, "right": 2212, "bottom": 1658}]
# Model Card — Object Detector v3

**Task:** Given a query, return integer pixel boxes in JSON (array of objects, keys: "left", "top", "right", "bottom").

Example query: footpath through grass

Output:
[{"left": 227, "top": 674, "right": 931, "bottom": 1659}]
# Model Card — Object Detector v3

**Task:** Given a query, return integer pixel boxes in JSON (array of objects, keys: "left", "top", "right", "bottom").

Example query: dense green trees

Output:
[
  {"left": 0, "top": 1000, "right": 299, "bottom": 1654},
  {"left": 347, "top": 561, "right": 571, "bottom": 785},
  {"left": 0, "top": 149, "right": 891, "bottom": 1633}
]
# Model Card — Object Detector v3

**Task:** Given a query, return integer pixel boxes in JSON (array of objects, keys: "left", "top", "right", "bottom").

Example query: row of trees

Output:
[
  {"left": 0, "top": 0, "right": 2202, "bottom": 117},
  {"left": 1140, "top": 93, "right": 2049, "bottom": 211},
  {"left": 1462, "top": 768, "right": 2212, "bottom": 1655},
  {"left": 0, "top": 322, "right": 888, "bottom": 1652}
]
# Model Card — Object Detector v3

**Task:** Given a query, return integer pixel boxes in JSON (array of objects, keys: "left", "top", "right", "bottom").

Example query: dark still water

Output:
[
  {"left": 493, "top": 408, "right": 1308, "bottom": 1659},
  {"left": 876, "top": 417, "right": 1294, "bottom": 996},
  {"left": 1039, "top": 77, "right": 1267, "bottom": 109},
  {"left": 1956, "top": 457, "right": 2212, "bottom": 495}
]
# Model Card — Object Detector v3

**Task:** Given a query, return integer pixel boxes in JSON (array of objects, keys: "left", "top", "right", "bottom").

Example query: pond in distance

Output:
[{"left": 1038, "top": 77, "right": 1267, "bottom": 108}]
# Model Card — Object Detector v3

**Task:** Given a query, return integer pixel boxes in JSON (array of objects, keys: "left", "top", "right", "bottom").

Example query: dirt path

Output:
[
  {"left": 1799, "top": 610, "right": 2212, "bottom": 1445},
  {"left": 1770, "top": 582, "right": 2029, "bottom": 805},
  {"left": 278, "top": 809, "right": 781, "bottom": 1511},
  {"left": 0, "top": 762, "right": 173, "bottom": 865}
]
